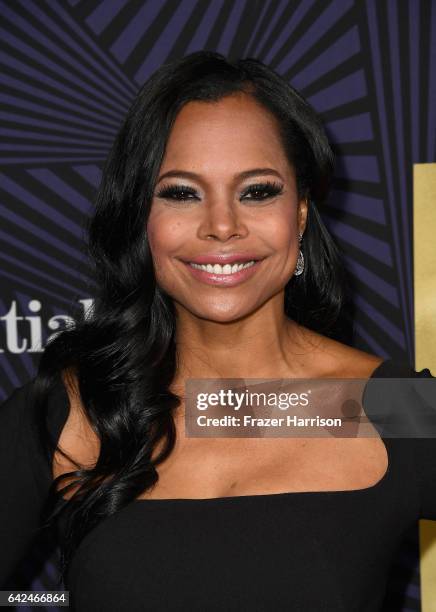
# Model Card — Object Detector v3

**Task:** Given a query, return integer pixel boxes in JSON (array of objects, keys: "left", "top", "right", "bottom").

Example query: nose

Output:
[{"left": 198, "top": 199, "right": 248, "bottom": 241}]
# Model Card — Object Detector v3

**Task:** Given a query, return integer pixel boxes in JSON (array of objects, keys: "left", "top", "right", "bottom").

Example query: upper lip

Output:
[{"left": 180, "top": 252, "right": 265, "bottom": 265}]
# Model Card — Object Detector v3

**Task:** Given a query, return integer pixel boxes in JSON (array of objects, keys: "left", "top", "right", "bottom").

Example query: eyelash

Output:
[{"left": 155, "top": 180, "right": 284, "bottom": 202}]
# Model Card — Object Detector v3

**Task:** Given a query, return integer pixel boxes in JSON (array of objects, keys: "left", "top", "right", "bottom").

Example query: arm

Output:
[
  {"left": 0, "top": 377, "right": 69, "bottom": 587},
  {"left": 410, "top": 366, "right": 436, "bottom": 520}
]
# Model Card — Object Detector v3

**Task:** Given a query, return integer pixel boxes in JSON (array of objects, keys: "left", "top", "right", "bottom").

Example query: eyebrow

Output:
[{"left": 155, "top": 167, "right": 284, "bottom": 185}]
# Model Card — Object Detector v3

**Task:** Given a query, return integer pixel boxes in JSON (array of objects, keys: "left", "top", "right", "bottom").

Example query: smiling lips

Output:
[
  {"left": 182, "top": 252, "right": 264, "bottom": 265},
  {"left": 180, "top": 255, "right": 265, "bottom": 286}
]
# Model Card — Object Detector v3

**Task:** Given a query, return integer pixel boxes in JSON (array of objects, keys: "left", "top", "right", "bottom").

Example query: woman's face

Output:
[{"left": 146, "top": 92, "right": 308, "bottom": 322}]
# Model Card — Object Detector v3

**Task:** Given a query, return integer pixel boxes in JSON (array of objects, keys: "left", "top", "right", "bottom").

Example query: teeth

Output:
[{"left": 189, "top": 260, "right": 257, "bottom": 274}]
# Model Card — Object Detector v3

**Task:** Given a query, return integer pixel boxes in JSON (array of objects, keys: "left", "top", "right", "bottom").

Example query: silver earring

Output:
[{"left": 294, "top": 231, "right": 304, "bottom": 276}]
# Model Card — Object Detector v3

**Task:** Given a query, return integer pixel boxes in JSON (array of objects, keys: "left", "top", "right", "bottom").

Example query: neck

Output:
[{"left": 173, "top": 304, "right": 324, "bottom": 381}]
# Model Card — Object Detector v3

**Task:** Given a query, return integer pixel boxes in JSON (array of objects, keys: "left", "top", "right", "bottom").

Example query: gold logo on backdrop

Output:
[{"left": 414, "top": 162, "right": 436, "bottom": 612}]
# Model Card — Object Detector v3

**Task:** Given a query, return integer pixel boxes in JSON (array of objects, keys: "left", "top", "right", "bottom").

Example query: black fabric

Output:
[{"left": 0, "top": 359, "right": 435, "bottom": 611}]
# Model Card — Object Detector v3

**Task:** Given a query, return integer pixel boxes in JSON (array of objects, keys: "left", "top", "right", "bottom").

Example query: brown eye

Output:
[
  {"left": 241, "top": 181, "right": 284, "bottom": 201},
  {"left": 156, "top": 184, "right": 199, "bottom": 201}
]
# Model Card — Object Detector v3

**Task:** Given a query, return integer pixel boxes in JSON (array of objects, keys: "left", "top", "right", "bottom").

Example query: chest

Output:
[
  {"left": 66, "top": 489, "right": 407, "bottom": 612},
  {"left": 139, "top": 433, "right": 389, "bottom": 500}
]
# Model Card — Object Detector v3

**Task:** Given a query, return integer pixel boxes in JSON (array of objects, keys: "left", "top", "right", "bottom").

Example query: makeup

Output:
[{"left": 181, "top": 258, "right": 264, "bottom": 286}]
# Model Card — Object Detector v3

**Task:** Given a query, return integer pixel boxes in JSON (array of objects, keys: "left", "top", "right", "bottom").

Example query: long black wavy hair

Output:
[{"left": 34, "top": 50, "right": 350, "bottom": 585}]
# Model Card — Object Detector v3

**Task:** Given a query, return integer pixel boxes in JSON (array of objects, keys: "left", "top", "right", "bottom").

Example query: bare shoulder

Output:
[
  {"left": 293, "top": 324, "right": 384, "bottom": 378},
  {"left": 52, "top": 368, "right": 100, "bottom": 497},
  {"left": 331, "top": 343, "right": 384, "bottom": 378}
]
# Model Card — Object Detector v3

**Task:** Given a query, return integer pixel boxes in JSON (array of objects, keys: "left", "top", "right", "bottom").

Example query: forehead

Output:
[{"left": 159, "top": 93, "right": 291, "bottom": 176}]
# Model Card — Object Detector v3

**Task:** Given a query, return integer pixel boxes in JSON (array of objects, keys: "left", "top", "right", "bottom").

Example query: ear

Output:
[{"left": 298, "top": 198, "right": 308, "bottom": 235}]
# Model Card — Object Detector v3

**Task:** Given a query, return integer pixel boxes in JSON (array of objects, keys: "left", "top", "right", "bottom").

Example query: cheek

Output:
[
  {"left": 146, "top": 215, "right": 167, "bottom": 275},
  {"left": 146, "top": 210, "right": 190, "bottom": 280},
  {"left": 147, "top": 210, "right": 182, "bottom": 256},
  {"left": 260, "top": 212, "right": 298, "bottom": 251},
  {"left": 261, "top": 212, "right": 299, "bottom": 279}
]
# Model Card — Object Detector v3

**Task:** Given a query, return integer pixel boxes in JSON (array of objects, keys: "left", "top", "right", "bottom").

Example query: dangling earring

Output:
[{"left": 294, "top": 231, "right": 304, "bottom": 276}]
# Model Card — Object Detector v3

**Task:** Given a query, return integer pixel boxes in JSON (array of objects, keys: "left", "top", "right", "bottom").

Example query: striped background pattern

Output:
[{"left": 0, "top": 1, "right": 434, "bottom": 609}]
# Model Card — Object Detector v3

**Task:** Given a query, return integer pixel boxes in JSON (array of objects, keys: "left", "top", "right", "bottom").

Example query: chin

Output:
[{"left": 188, "top": 304, "right": 253, "bottom": 324}]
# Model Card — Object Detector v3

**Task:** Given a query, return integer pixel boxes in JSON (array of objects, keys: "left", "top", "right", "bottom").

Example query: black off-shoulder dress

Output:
[{"left": 0, "top": 359, "right": 435, "bottom": 611}]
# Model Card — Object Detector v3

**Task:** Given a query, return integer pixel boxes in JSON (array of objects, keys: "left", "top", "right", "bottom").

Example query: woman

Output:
[{"left": 0, "top": 51, "right": 434, "bottom": 611}]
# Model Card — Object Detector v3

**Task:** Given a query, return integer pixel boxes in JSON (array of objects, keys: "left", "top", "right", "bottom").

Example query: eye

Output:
[
  {"left": 155, "top": 183, "right": 199, "bottom": 201},
  {"left": 241, "top": 181, "right": 284, "bottom": 201},
  {"left": 155, "top": 180, "right": 284, "bottom": 203}
]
